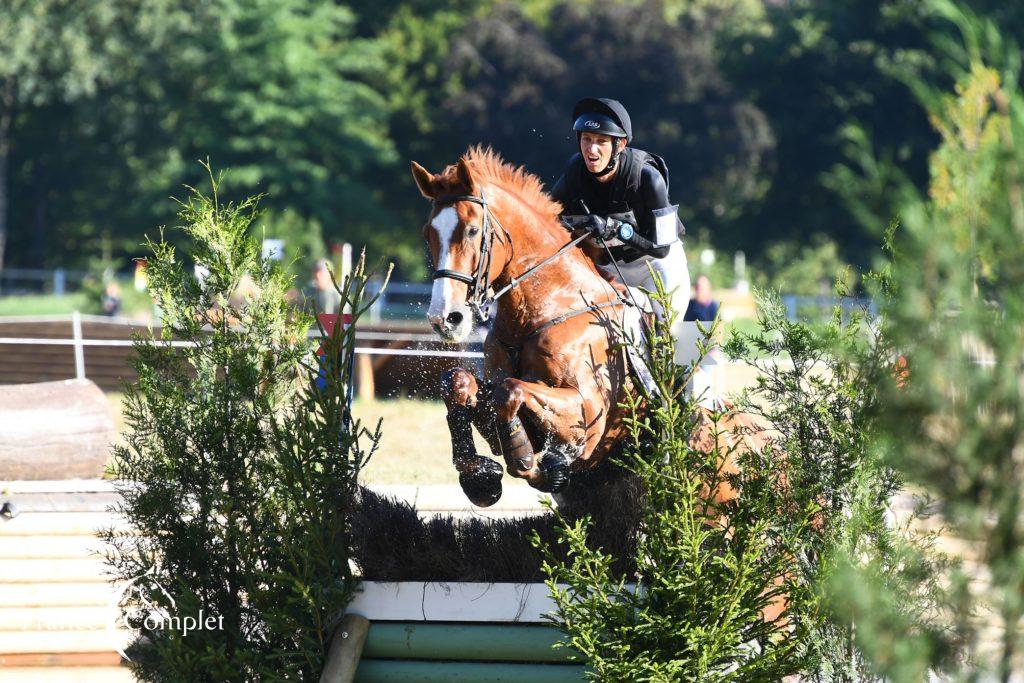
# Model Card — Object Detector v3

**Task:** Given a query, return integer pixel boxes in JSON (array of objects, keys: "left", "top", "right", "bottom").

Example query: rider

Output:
[{"left": 551, "top": 97, "right": 691, "bottom": 331}]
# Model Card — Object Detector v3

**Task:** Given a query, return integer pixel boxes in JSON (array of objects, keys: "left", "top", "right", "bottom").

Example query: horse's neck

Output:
[{"left": 491, "top": 189, "right": 614, "bottom": 333}]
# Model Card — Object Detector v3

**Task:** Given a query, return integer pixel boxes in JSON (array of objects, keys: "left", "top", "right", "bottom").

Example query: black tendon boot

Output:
[
  {"left": 448, "top": 405, "right": 503, "bottom": 507},
  {"left": 537, "top": 449, "right": 571, "bottom": 493}
]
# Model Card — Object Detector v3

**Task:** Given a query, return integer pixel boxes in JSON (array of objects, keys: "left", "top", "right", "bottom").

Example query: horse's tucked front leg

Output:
[
  {"left": 491, "top": 377, "right": 590, "bottom": 494},
  {"left": 441, "top": 367, "right": 504, "bottom": 507},
  {"left": 490, "top": 379, "right": 536, "bottom": 477}
]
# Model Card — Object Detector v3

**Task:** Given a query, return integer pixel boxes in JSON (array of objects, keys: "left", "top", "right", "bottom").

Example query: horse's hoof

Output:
[
  {"left": 536, "top": 451, "right": 571, "bottom": 493},
  {"left": 459, "top": 457, "right": 504, "bottom": 507}
]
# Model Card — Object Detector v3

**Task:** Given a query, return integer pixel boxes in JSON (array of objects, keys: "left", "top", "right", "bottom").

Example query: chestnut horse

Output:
[
  {"left": 411, "top": 147, "right": 642, "bottom": 506},
  {"left": 412, "top": 149, "right": 787, "bottom": 622}
]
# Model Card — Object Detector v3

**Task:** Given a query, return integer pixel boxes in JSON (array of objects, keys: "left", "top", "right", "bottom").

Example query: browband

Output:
[{"left": 432, "top": 194, "right": 486, "bottom": 207}]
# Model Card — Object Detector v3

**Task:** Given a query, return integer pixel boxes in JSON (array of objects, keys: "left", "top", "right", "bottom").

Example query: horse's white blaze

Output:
[{"left": 428, "top": 207, "right": 459, "bottom": 322}]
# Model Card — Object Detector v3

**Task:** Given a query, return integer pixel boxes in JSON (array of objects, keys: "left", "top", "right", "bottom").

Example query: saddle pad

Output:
[
  {"left": 619, "top": 293, "right": 725, "bottom": 410},
  {"left": 618, "top": 293, "right": 660, "bottom": 399}
]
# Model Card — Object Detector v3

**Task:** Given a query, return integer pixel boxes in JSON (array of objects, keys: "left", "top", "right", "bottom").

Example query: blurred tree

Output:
[
  {"left": 0, "top": 1, "right": 126, "bottom": 275},
  {"left": 5, "top": 0, "right": 395, "bottom": 273},
  {"left": 724, "top": 0, "right": 938, "bottom": 262},
  {"left": 758, "top": 235, "right": 854, "bottom": 297},
  {"left": 152, "top": 0, "right": 395, "bottom": 259},
  {"left": 833, "top": 2, "right": 1024, "bottom": 677},
  {"left": 373, "top": 0, "right": 774, "bottom": 279},
  {"left": 442, "top": 0, "right": 774, "bottom": 227},
  {"left": 359, "top": 0, "right": 489, "bottom": 278},
  {"left": 8, "top": 0, "right": 1020, "bottom": 283}
]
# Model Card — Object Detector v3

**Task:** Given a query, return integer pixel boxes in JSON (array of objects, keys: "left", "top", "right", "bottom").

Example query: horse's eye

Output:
[{"left": 467, "top": 225, "right": 480, "bottom": 237}]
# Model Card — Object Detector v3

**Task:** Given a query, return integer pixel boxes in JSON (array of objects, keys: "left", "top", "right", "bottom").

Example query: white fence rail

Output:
[
  {"left": 0, "top": 312, "right": 841, "bottom": 396},
  {"left": 0, "top": 314, "right": 484, "bottom": 382}
]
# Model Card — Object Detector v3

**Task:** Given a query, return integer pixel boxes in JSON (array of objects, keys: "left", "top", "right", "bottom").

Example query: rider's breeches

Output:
[
  {"left": 598, "top": 240, "right": 691, "bottom": 325},
  {"left": 599, "top": 241, "right": 703, "bottom": 367}
]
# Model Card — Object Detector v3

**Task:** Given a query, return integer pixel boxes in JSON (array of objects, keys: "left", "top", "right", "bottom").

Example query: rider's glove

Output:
[{"left": 585, "top": 215, "right": 616, "bottom": 241}]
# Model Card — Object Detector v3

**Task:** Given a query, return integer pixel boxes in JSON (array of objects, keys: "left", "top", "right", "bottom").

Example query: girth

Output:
[
  {"left": 496, "top": 299, "right": 624, "bottom": 374},
  {"left": 522, "top": 299, "right": 622, "bottom": 340}
]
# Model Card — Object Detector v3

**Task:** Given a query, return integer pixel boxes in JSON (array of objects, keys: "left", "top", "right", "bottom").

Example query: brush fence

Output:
[{"left": 348, "top": 581, "right": 585, "bottom": 682}]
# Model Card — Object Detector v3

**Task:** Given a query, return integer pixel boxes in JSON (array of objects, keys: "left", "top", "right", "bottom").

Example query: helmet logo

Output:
[{"left": 584, "top": 120, "right": 600, "bottom": 128}]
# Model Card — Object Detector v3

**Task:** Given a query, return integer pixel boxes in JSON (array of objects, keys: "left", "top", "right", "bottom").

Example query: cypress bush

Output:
[
  {"left": 101, "top": 166, "right": 385, "bottom": 681},
  {"left": 829, "top": 3, "right": 1024, "bottom": 678},
  {"left": 537, "top": 272, "right": 952, "bottom": 679}
]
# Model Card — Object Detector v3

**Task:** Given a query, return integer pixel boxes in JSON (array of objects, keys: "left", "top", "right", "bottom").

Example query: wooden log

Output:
[
  {"left": 0, "top": 379, "right": 115, "bottom": 479},
  {"left": 356, "top": 354, "right": 375, "bottom": 402},
  {"left": 321, "top": 613, "right": 370, "bottom": 683}
]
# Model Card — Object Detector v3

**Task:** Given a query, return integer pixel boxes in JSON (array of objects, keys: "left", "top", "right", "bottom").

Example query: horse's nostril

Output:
[{"left": 447, "top": 311, "right": 463, "bottom": 327}]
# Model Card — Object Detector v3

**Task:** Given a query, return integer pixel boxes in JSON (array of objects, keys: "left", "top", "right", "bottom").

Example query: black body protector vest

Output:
[{"left": 552, "top": 146, "right": 685, "bottom": 263}]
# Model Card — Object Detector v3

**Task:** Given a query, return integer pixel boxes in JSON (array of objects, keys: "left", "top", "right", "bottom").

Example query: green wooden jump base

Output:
[{"left": 345, "top": 582, "right": 587, "bottom": 682}]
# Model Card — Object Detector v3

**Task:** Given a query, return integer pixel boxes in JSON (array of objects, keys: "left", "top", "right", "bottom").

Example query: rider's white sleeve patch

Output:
[{"left": 653, "top": 206, "right": 679, "bottom": 246}]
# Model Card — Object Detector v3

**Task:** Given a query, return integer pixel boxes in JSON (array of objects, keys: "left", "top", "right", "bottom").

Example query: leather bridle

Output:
[
  {"left": 429, "top": 188, "right": 594, "bottom": 324},
  {"left": 429, "top": 190, "right": 498, "bottom": 322}
]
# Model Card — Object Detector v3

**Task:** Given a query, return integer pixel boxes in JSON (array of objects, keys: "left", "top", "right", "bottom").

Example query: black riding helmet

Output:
[{"left": 571, "top": 98, "right": 632, "bottom": 176}]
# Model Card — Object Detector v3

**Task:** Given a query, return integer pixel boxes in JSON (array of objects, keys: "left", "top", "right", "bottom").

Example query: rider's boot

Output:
[{"left": 448, "top": 405, "right": 503, "bottom": 507}]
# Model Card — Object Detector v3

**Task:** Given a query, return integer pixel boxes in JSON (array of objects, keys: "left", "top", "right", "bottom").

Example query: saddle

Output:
[
  {"left": 616, "top": 287, "right": 724, "bottom": 410},
  {"left": 617, "top": 286, "right": 659, "bottom": 398}
]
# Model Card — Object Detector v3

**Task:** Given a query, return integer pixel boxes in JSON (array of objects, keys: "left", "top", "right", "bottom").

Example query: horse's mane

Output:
[{"left": 442, "top": 145, "right": 562, "bottom": 222}]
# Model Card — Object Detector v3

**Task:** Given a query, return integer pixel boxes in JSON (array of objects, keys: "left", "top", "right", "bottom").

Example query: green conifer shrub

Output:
[
  {"left": 829, "top": 3, "right": 1024, "bottom": 679},
  {"left": 537, "top": 273, "right": 952, "bottom": 679},
  {"left": 100, "top": 166, "right": 385, "bottom": 681},
  {"left": 733, "top": 288, "right": 957, "bottom": 681}
]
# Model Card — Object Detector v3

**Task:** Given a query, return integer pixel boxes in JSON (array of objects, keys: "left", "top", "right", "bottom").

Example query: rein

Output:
[{"left": 431, "top": 190, "right": 596, "bottom": 323}]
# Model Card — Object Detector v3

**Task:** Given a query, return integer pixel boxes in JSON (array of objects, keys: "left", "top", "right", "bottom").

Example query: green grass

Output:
[
  {"left": 723, "top": 317, "right": 761, "bottom": 338},
  {"left": 352, "top": 398, "right": 529, "bottom": 486},
  {"left": 104, "top": 392, "right": 512, "bottom": 486},
  {"left": 0, "top": 292, "right": 92, "bottom": 316},
  {"left": 0, "top": 279, "right": 154, "bottom": 318}
]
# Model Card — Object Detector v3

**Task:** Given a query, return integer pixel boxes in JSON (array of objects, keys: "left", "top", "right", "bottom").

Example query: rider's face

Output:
[{"left": 579, "top": 132, "right": 621, "bottom": 173}]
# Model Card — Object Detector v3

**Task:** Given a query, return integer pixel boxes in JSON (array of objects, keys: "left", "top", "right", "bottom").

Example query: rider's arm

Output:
[{"left": 634, "top": 165, "right": 673, "bottom": 259}]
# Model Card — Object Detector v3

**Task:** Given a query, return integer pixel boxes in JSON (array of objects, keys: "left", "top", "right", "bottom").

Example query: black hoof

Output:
[
  {"left": 459, "top": 457, "right": 504, "bottom": 507},
  {"left": 535, "top": 451, "right": 571, "bottom": 493}
]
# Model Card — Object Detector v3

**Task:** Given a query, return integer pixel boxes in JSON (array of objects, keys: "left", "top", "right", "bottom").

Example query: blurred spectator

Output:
[
  {"left": 314, "top": 259, "right": 341, "bottom": 314},
  {"left": 683, "top": 274, "right": 719, "bottom": 322},
  {"left": 101, "top": 281, "right": 122, "bottom": 317}
]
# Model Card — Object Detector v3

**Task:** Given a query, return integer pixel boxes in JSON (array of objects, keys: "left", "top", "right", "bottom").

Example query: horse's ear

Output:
[
  {"left": 410, "top": 161, "right": 435, "bottom": 199},
  {"left": 456, "top": 157, "right": 476, "bottom": 193}
]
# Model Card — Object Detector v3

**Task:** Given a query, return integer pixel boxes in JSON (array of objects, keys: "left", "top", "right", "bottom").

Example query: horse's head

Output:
[{"left": 411, "top": 157, "right": 498, "bottom": 343}]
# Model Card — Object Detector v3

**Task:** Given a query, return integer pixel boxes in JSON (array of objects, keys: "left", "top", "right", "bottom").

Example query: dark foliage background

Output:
[{"left": 4, "top": 0, "right": 1022, "bottom": 279}]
